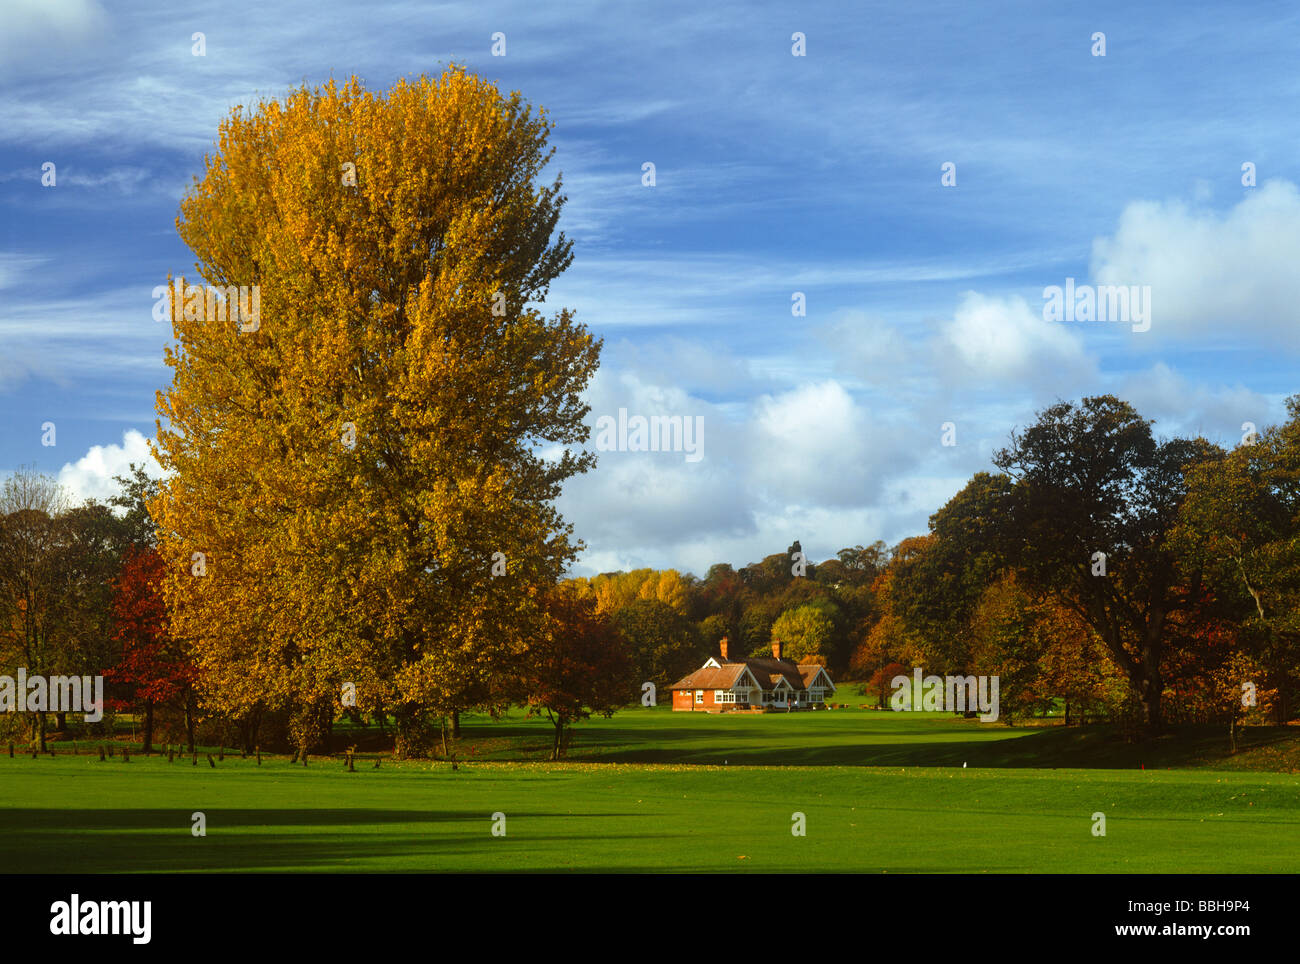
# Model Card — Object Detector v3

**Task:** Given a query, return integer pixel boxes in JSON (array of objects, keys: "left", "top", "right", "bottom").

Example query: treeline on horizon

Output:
[
  {"left": 2, "top": 393, "right": 1297, "bottom": 759},
  {"left": 575, "top": 393, "right": 1300, "bottom": 743},
  {"left": 4, "top": 73, "right": 1295, "bottom": 761}
]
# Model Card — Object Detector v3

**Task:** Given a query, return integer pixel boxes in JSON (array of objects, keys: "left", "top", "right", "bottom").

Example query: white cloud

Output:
[
  {"left": 558, "top": 365, "right": 942, "bottom": 575},
  {"left": 939, "top": 291, "right": 1096, "bottom": 385},
  {"left": 750, "top": 381, "right": 908, "bottom": 508},
  {"left": 56, "top": 429, "right": 159, "bottom": 505},
  {"left": 1091, "top": 180, "right": 1300, "bottom": 348}
]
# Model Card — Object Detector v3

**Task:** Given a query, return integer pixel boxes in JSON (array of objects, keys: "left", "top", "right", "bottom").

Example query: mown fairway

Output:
[
  {"left": 2, "top": 706, "right": 1298, "bottom": 873},
  {"left": 447, "top": 702, "right": 1300, "bottom": 771}
]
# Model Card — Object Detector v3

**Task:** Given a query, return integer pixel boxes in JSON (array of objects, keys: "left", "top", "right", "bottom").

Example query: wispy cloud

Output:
[{"left": 4, "top": 0, "right": 1299, "bottom": 573}]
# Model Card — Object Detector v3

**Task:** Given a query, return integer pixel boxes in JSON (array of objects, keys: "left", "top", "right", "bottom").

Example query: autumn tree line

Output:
[
  {"left": 574, "top": 393, "right": 1300, "bottom": 744},
  {"left": 4, "top": 71, "right": 1293, "bottom": 760},
  {"left": 4, "top": 390, "right": 1297, "bottom": 756},
  {"left": 864, "top": 393, "right": 1300, "bottom": 742},
  {"left": 0, "top": 466, "right": 190, "bottom": 753}
]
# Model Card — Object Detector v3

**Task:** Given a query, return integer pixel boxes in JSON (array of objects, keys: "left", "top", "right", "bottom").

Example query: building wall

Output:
[
  {"left": 671, "top": 688, "right": 719, "bottom": 711},
  {"left": 671, "top": 678, "right": 835, "bottom": 711}
]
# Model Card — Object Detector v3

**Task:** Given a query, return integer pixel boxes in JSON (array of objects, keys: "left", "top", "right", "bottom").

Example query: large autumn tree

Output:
[
  {"left": 992, "top": 396, "right": 1218, "bottom": 736},
  {"left": 152, "top": 69, "right": 601, "bottom": 757}
]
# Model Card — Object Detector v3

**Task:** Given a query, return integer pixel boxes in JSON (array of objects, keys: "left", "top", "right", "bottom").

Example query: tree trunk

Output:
[
  {"left": 1140, "top": 675, "right": 1163, "bottom": 737},
  {"left": 1091, "top": 598, "right": 1165, "bottom": 739},
  {"left": 1139, "top": 615, "right": 1166, "bottom": 738},
  {"left": 241, "top": 706, "right": 262, "bottom": 755},
  {"left": 142, "top": 700, "right": 155, "bottom": 753},
  {"left": 1064, "top": 699, "right": 1070, "bottom": 727},
  {"left": 184, "top": 696, "right": 196, "bottom": 754},
  {"left": 56, "top": 711, "right": 67, "bottom": 733},
  {"left": 36, "top": 711, "right": 47, "bottom": 752},
  {"left": 452, "top": 709, "right": 460, "bottom": 738},
  {"left": 393, "top": 706, "right": 432, "bottom": 759},
  {"left": 551, "top": 718, "right": 564, "bottom": 761}
]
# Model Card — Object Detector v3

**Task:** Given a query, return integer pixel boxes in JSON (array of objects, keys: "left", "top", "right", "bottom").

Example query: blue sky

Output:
[{"left": 3, "top": 0, "right": 1300, "bottom": 576}]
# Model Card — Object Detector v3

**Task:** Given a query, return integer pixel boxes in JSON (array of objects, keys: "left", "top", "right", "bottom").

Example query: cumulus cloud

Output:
[
  {"left": 1091, "top": 180, "right": 1300, "bottom": 347},
  {"left": 557, "top": 365, "right": 941, "bottom": 575},
  {"left": 554, "top": 276, "right": 1124, "bottom": 576},
  {"left": 749, "top": 381, "right": 914, "bottom": 508},
  {"left": 558, "top": 369, "right": 751, "bottom": 557},
  {"left": 56, "top": 429, "right": 160, "bottom": 506},
  {"left": 938, "top": 291, "right": 1096, "bottom": 386}
]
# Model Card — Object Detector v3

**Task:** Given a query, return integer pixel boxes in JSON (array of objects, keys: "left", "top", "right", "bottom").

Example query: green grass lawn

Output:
[
  {"left": 2, "top": 707, "right": 1298, "bottom": 872},
  {"left": 443, "top": 704, "right": 1300, "bottom": 771}
]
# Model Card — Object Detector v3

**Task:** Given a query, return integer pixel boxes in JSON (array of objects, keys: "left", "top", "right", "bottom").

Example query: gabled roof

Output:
[
  {"left": 799, "top": 665, "right": 835, "bottom": 690},
  {"left": 668, "top": 663, "right": 747, "bottom": 691},
  {"left": 740, "top": 657, "right": 809, "bottom": 690},
  {"left": 668, "top": 657, "right": 834, "bottom": 692}
]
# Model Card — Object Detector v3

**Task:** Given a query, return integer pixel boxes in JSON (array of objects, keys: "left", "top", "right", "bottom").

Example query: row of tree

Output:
[
  {"left": 572, "top": 395, "right": 1300, "bottom": 741},
  {"left": 4, "top": 391, "right": 1295, "bottom": 755},
  {"left": 9, "top": 68, "right": 1292, "bottom": 758},
  {"left": 0, "top": 466, "right": 188, "bottom": 751},
  {"left": 0, "top": 462, "right": 639, "bottom": 760},
  {"left": 890, "top": 394, "right": 1299, "bottom": 737}
]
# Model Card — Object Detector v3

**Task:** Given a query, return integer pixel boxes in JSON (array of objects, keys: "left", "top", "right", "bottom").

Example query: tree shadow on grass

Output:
[
  {"left": 0, "top": 809, "right": 676, "bottom": 872},
  {"left": 576, "top": 725, "right": 1300, "bottom": 769}
]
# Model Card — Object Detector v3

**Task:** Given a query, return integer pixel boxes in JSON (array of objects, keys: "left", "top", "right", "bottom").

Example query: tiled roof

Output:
[
  {"left": 799, "top": 665, "right": 830, "bottom": 687},
  {"left": 667, "top": 663, "right": 747, "bottom": 691},
  {"left": 669, "top": 657, "right": 834, "bottom": 692}
]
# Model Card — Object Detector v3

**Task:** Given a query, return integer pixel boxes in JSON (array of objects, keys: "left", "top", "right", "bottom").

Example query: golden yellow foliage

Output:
[{"left": 151, "top": 68, "right": 601, "bottom": 756}]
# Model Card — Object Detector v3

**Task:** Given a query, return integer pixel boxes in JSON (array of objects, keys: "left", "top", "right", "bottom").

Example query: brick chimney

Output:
[
  {"left": 771, "top": 638, "right": 783, "bottom": 660},
  {"left": 719, "top": 636, "right": 729, "bottom": 661}
]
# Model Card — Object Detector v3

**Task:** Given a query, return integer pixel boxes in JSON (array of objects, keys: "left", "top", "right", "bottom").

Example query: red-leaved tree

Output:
[
  {"left": 515, "top": 586, "right": 634, "bottom": 760},
  {"left": 105, "top": 547, "right": 195, "bottom": 752}
]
